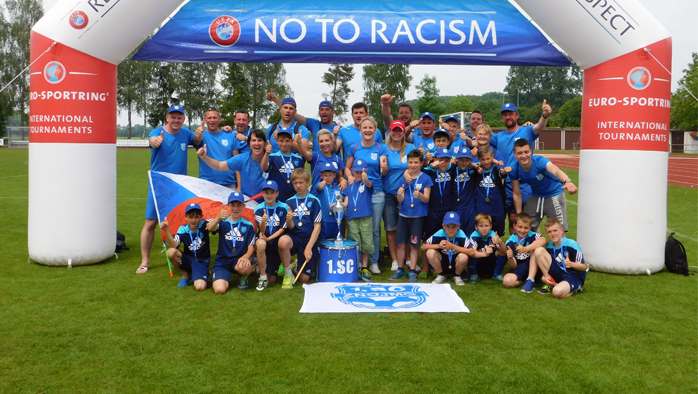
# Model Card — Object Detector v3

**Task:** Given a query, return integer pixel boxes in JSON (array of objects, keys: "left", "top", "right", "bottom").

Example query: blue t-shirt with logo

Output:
[
  {"left": 305, "top": 118, "right": 339, "bottom": 153},
  {"left": 426, "top": 228, "right": 471, "bottom": 261},
  {"left": 197, "top": 131, "right": 240, "bottom": 185},
  {"left": 309, "top": 152, "right": 345, "bottom": 195},
  {"left": 345, "top": 181, "right": 373, "bottom": 220},
  {"left": 384, "top": 143, "right": 417, "bottom": 195},
  {"left": 173, "top": 220, "right": 213, "bottom": 260},
  {"left": 254, "top": 202, "right": 290, "bottom": 237},
  {"left": 314, "top": 184, "right": 345, "bottom": 223},
  {"left": 337, "top": 124, "right": 383, "bottom": 162},
  {"left": 286, "top": 194, "right": 323, "bottom": 241},
  {"left": 348, "top": 142, "right": 389, "bottom": 192},
  {"left": 474, "top": 167, "right": 506, "bottom": 217},
  {"left": 149, "top": 126, "right": 195, "bottom": 175},
  {"left": 214, "top": 218, "right": 256, "bottom": 266},
  {"left": 424, "top": 165, "right": 453, "bottom": 212},
  {"left": 399, "top": 172, "right": 433, "bottom": 218},
  {"left": 226, "top": 152, "right": 265, "bottom": 199},
  {"left": 505, "top": 231, "right": 542, "bottom": 265},
  {"left": 489, "top": 125, "right": 539, "bottom": 167},
  {"left": 234, "top": 126, "right": 252, "bottom": 154},
  {"left": 546, "top": 237, "right": 586, "bottom": 280},
  {"left": 411, "top": 134, "right": 437, "bottom": 156},
  {"left": 469, "top": 229, "right": 498, "bottom": 252},
  {"left": 265, "top": 152, "right": 306, "bottom": 202},
  {"left": 450, "top": 165, "right": 476, "bottom": 209},
  {"left": 265, "top": 120, "right": 310, "bottom": 154},
  {"left": 508, "top": 156, "right": 563, "bottom": 198}
]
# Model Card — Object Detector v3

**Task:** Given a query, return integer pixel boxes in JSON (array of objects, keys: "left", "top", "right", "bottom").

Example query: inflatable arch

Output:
[{"left": 28, "top": 0, "right": 671, "bottom": 274}]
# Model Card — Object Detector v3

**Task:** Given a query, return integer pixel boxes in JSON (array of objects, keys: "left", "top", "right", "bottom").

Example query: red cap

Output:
[{"left": 389, "top": 120, "right": 405, "bottom": 131}]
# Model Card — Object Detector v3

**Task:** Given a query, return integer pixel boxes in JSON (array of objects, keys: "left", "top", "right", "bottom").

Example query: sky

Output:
[{"left": 40, "top": 0, "right": 698, "bottom": 125}]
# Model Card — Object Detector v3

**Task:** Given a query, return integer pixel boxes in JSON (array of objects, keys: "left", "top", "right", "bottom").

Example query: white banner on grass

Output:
[{"left": 300, "top": 283, "right": 469, "bottom": 314}]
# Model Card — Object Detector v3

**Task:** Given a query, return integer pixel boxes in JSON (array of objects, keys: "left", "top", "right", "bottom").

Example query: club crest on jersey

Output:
[
  {"left": 333, "top": 162, "right": 338, "bottom": 169},
  {"left": 454, "top": 146, "right": 460, "bottom": 153},
  {"left": 222, "top": 139, "right": 229, "bottom": 147},
  {"left": 359, "top": 184, "right": 365, "bottom": 193},
  {"left": 416, "top": 183, "right": 423, "bottom": 190},
  {"left": 401, "top": 155, "right": 407, "bottom": 163},
  {"left": 69, "top": 11, "right": 88, "bottom": 29},
  {"left": 536, "top": 174, "right": 544, "bottom": 180},
  {"left": 331, "top": 284, "right": 428, "bottom": 309},
  {"left": 180, "top": 143, "right": 186, "bottom": 151},
  {"left": 209, "top": 16, "right": 241, "bottom": 47},
  {"left": 428, "top": 143, "right": 435, "bottom": 150},
  {"left": 370, "top": 153, "right": 378, "bottom": 160}
]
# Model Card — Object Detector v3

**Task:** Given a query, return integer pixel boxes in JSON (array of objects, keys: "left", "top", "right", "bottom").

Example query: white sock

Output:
[
  {"left": 284, "top": 267, "right": 293, "bottom": 277},
  {"left": 260, "top": 275, "right": 267, "bottom": 281}
]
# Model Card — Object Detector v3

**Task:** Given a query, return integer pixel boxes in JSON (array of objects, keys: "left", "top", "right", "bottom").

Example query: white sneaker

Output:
[
  {"left": 369, "top": 263, "right": 381, "bottom": 274},
  {"left": 391, "top": 261, "right": 398, "bottom": 271},
  {"left": 414, "top": 265, "right": 422, "bottom": 273},
  {"left": 432, "top": 274, "right": 447, "bottom": 284},
  {"left": 454, "top": 276, "right": 465, "bottom": 286},
  {"left": 406, "top": 261, "right": 412, "bottom": 269}
]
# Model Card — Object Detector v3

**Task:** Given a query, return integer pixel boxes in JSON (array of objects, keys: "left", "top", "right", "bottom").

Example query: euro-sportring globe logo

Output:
[
  {"left": 627, "top": 67, "right": 651, "bottom": 90},
  {"left": 44, "top": 61, "right": 66, "bottom": 84}
]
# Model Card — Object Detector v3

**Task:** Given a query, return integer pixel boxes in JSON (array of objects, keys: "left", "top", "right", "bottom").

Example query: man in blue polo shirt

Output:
[
  {"left": 231, "top": 109, "right": 253, "bottom": 154},
  {"left": 268, "top": 91, "right": 339, "bottom": 153},
  {"left": 407, "top": 112, "right": 438, "bottom": 160},
  {"left": 195, "top": 106, "right": 241, "bottom": 189},
  {"left": 334, "top": 102, "right": 383, "bottom": 162},
  {"left": 381, "top": 94, "right": 422, "bottom": 137},
  {"left": 139, "top": 105, "right": 203, "bottom": 274},
  {"left": 265, "top": 97, "right": 310, "bottom": 154}
]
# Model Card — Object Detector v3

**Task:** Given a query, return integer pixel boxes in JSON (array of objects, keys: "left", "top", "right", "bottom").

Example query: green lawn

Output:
[{"left": 0, "top": 148, "right": 696, "bottom": 394}]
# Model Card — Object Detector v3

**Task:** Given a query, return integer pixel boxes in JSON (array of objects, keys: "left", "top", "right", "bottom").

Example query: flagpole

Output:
[{"left": 149, "top": 171, "right": 174, "bottom": 276}]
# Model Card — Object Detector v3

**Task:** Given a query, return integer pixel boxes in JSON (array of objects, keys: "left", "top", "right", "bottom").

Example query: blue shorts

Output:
[
  {"left": 396, "top": 216, "right": 424, "bottom": 247},
  {"left": 179, "top": 254, "right": 210, "bottom": 282},
  {"left": 382, "top": 193, "right": 400, "bottom": 232},
  {"left": 145, "top": 185, "right": 158, "bottom": 220},
  {"left": 422, "top": 210, "right": 449, "bottom": 242},
  {"left": 454, "top": 205, "right": 477, "bottom": 235},
  {"left": 212, "top": 258, "right": 246, "bottom": 282},
  {"left": 549, "top": 261, "right": 586, "bottom": 291},
  {"left": 286, "top": 233, "right": 319, "bottom": 276},
  {"left": 262, "top": 237, "right": 283, "bottom": 276},
  {"left": 320, "top": 221, "right": 340, "bottom": 241},
  {"left": 433, "top": 252, "right": 460, "bottom": 275},
  {"left": 491, "top": 214, "right": 506, "bottom": 237}
]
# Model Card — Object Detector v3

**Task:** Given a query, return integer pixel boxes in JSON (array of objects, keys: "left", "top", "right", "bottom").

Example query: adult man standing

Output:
[
  {"left": 268, "top": 90, "right": 338, "bottom": 153},
  {"left": 138, "top": 105, "right": 203, "bottom": 274},
  {"left": 380, "top": 94, "right": 421, "bottom": 137},
  {"left": 195, "top": 107, "right": 241, "bottom": 190},
  {"left": 333, "top": 102, "right": 382, "bottom": 162},
  {"left": 264, "top": 96, "right": 310, "bottom": 154},
  {"left": 231, "top": 109, "right": 253, "bottom": 154}
]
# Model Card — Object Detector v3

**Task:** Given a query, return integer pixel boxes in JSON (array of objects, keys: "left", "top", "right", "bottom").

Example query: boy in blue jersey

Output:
[
  {"left": 139, "top": 106, "right": 203, "bottom": 274},
  {"left": 254, "top": 180, "right": 290, "bottom": 291},
  {"left": 265, "top": 97, "right": 310, "bottom": 154},
  {"left": 295, "top": 130, "right": 346, "bottom": 195},
  {"left": 261, "top": 127, "right": 306, "bottom": 202},
  {"left": 531, "top": 218, "right": 587, "bottom": 297},
  {"left": 195, "top": 107, "right": 242, "bottom": 189},
  {"left": 510, "top": 139, "right": 577, "bottom": 232},
  {"left": 468, "top": 213, "right": 506, "bottom": 283},
  {"left": 450, "top": 147, "right": 478, "bottom": 235},
  {"left": 502, "top": 213, "right": 547, "bottom": 289},
  {"left": 390, "top": 150, "right": 433, "bottom": 283},
  {"left": 334, "top": 103, "right": 382, "bottom": 162},
  {"left": 315, "top": 162, "right": 344, "bottom": 241},
  {"left": 473, "top": 147, "right": 510, "bottom": 237},
  {"left": 424, "top": 212, "right": 485, "bottom": 286},
  {"left": 209, "top": 192, "right": 257, "bottom": 293},
  {"left": 279, "top": 169, "right": 323, "bottom": 286},
  {"left": 159, "top": 203, "right": 214, "bottom": 291},
  {"left": 340, "top": 159, "right": 374, "bottom": 281}
]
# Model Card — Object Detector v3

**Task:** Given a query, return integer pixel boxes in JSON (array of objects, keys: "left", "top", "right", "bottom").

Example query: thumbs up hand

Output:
[
  {"left": 196, "top": 144, "right": 207, "bottom": 157},
  {"left": 265, "top": 141, "right": 272, "bottom": 155},
  {"left": 542, "top": 99, "right": 552, "bottom": 118},
  {"left": 266, "top": 88, "right": 277, "bottom": 102},
  {"left": 152, "top": 130, "right": 165, "bottom": 148}
]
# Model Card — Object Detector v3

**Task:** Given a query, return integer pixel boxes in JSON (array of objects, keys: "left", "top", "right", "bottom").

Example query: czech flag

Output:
[{"left": 148, "top": 171, "right": 260, "bottom": 240}]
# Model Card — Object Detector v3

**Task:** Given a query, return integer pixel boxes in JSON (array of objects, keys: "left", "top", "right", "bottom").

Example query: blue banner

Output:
[{"left": 133, "top": 0, "right": 570, "bottom": 66}]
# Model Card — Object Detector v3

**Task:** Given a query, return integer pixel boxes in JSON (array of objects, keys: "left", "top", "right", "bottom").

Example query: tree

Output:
[
  {"left": 504, "top": 59, "right": 582, "bottom": 110},
  {"left": 173, "top": 63, "right": 220, "bottom": 129},
  {"left": 219, "top": 63, "right": 251, "bottom": 128},
  {"left": 416, "top": 74, "right": 447, "bottom": 118},
  {"left": 556, "top": 96, "right": 583, "bottom": 128},
  {"left": 146, "top": 63, "right": 178, "bottom": 129},
  {"left": 447, "top": 95, "right": 474, "bottom": 114},
  {"left": 671, "top": 53, "right": 698, "bottom": 130},
  {"left": 362, "top": 64, "right": 411, "bottom": 132},
  {"left": 0, "top": 5, "right": 12, "bottom": 137},
  {"left": 322, "top": 64, "right": 354, "bottom": 121}
]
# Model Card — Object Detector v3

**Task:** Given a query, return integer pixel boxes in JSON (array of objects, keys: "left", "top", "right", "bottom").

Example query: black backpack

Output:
[
  {"left": 115, "top": 231, "right": 129, "bottom": 253},
  {"left": 665, "top": 233, "right": 692, "bottom": 275}
]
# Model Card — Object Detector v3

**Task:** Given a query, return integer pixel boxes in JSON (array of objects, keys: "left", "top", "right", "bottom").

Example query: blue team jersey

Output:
[
  {"left": 254, "top": 202, "right": 290, "bottom": 237},
  {"left": 470, "top": 145, "right": 506, "bottom": 165},
  {"left": 399, "top": 172, "right": 433, "bottom": 218},
  {"left": 490, "top": 125, "right": 539, "bottom": 167},
  {"left": 286, "top": 194, "right": 323, "bottom": 241},
  {"left": 337, "top": 124, "right": 383, "bottom": 162},
  {"left": 474, "top": 167, "right": 506, "bottom": 217},
  {"left": 265, "top": 120, "right": 310, "bottom": 154},
  {"left": 426, "top": 228, "right": 471, "bottom": 258},
  {"left": 215, "top": 218, "right": 256, "bottom": 265},
  {"left": 345, "top": 181, "right": 373, "bottom": 220},
  {"left": 546, "top": 238, "right": 586, "bottom": 279},
  {"left": 384, "top": 143, "right": 417, "bottom": 194},
  {"left": 450, "top": 165, "right": 476, "bottom": 209},
  {"left": 412, "top": 127, "right": 423, "bottom": 137},
  {"left": 266, "top": 152, "right": 306, "bottom": 202},
  {"left": 197, "top": 130, "right": 239, "bottom": 185},
  {"left": 314, "top": 184, "right": 345, "bottom": 223},
  {"left": 411, "top": 134, "right": 437, "bottom": 155},
  {"left": 509, "top": 156, "right": 563, "bottom": 198},
  {"left": 149, "top": 126, "right": 195, "bottom": 175},
  {"left": 305, "top": 118, "right": 338, "bottom": 153},
  {"left": 506, "top": 231, "right": 542, "bottom": 264},
  {"left": 173, "top": 220, "right": 213, "bottom": 260},
  {"left": 309, "top": 152, "right": 345, "bottom": 195},
  {"left": 469, "top": 230, "right": 498, "bottom": 251},
  {"left": 226, "top": 152, "right": 265, "bottom": 199},
  {"left": 424, "top": 165, "right": 453, "bottom": 211},
  {"left": 348, "top": 142, "right": 389, "bottom": 192},
  {"left": 233, "top": 126, "right": 252, "bottom": 154}
]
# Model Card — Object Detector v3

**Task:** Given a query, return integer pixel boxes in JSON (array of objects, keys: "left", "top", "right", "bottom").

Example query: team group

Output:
[{"left": 137, "top": 91, "right": 587, "bottom": 299}]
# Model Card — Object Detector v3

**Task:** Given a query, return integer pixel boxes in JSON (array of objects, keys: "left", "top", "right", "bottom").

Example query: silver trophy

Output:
[{"left": 331, "top": 192, "right": 345, "bottom": 240}]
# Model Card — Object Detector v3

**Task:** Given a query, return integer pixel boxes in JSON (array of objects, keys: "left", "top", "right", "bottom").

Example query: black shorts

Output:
[{"left": 397, "top": 216, "right": 424, "bottom": 247}]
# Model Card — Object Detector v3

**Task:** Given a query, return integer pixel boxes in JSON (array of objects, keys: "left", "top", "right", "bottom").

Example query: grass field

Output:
[{"left": 0, "top": 148, "right": 696, "bottom": 394}]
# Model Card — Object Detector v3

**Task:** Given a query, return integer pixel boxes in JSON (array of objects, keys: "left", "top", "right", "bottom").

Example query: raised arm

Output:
[
  {"left": 294, "top": 133, "right": 313, "bottom": 161},
  {"left": 532, "top": 99, "right": 552, "bottom": 135},
  {"left": 381, "top": 94, "right": 395, "bottom": 128},
  {"left": 545, "top": 160, "right": 577, "bottom": 195},
  {"left": 197, "top": 144, "right": 230, "bottom": 171}
]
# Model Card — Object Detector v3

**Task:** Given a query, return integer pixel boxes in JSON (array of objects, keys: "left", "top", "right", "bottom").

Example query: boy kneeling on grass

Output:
[
  {"left": 160, "top": 203, "right": 214, "bottom": 291},
  {"left": 532, "top": 218, "right": 587, "bottom": 298},
  {"left": 502, "top": 212, "right": 547, "bottom": 292},
  {"left": 209, "top": 192, "right": 257, "bottom": 293}
]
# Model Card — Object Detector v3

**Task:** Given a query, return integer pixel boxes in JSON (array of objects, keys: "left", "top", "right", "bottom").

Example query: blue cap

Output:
[
  {"left": 501, "top": 103, "right": 518, "bottom": 113},
  {"left": 277, "top": 127, "right": 294, "bottom": 138},
  {"left": 281, "top": 97, "right": 297, "bottom": 107},
  {"left": 319, "top": 100, "right": 334, "bottom": 110},
  {"left": 434, "top": 129, "right": 450, "bottom": 139},
  {"left": 443, "top": 211, "right": 461, "bottom": 226},
  {"left": 319, "top": 161, "right": 338, "bottom": 173},
  {"left": 353, "top": 159, "right": 367, "bottom": 172},
  {"left": 420, "top": 112, "right": 435, "bottom": 121},
  {"left": 435, "top": 148, "right": 451, "bottom": 158},
  {"left": 452, "top": 145, "right": 473, "bottom": 159},
  {"left": 185, "top": 202, "right": 202, "bottom": 214},
  {"left": 262, "top": 180, "right": 279, "bottom": 191},
  {"left": 443, "top": 115, "right": 459, "bottom": 123},
  {"left": 167, "top": 105, "right": 186, "bottom": 115},
  {"left": 227, "top": 191, "right": 244, "bottom": 204}
]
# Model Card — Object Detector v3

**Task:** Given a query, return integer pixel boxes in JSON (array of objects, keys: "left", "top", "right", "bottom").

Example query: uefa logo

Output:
[
  {"left": 69, "top": 11, "right": 88, "bottom": 29},
  {"left": 209, "top": 16, "right": 241, "bottom": 47},
  {"left": 627, "top": 67, "right": 651, "bottom": 90},
  {"left": 43, "top": 61, "right": 66, "bottom": 84},
  {"left": 331, "top": 284, "right": 428, "bottom": 309}
]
